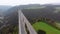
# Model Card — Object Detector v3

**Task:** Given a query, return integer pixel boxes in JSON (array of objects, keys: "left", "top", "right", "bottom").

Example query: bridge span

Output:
[{"left": 18, "top": 10, "right": 37, "bottom": 34}]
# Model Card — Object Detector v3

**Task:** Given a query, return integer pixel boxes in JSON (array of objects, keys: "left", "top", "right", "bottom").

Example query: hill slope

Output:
[{"left": 32, "top": 21, "right": 60, "bottom": 34}]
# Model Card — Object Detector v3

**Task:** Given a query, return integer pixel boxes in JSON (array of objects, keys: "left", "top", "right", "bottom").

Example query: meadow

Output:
[{"left": 32, "top": 21, "right": 60, "bottom": 34}]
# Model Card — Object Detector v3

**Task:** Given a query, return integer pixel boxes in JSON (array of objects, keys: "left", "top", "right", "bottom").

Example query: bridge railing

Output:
[{"left": 18, "top": 10, "right": 37, "bottom": 34}]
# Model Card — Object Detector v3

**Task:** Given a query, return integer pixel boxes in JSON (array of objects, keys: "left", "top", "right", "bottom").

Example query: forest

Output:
[{"left": 0, "top": 4, "right": 60, "bottom": 34}]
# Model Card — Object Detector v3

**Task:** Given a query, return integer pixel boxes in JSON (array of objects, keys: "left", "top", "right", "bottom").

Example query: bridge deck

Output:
[{"left": 18, "top": 10, "right": 37, "bottom": 34}]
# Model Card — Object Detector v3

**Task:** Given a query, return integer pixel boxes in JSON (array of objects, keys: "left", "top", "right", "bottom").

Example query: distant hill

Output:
[
  {"left": 4, "top": 4, "right": 41, "bottom": 16},
  {"left": 42, "top": 4, "right": 60, "bottom": 7},
  {"left": 4, "top": 4, "right": 60, "bottom": 24},
  {"left": 0, "top": 5, "right": 12, "bottom": 12},
  {"left": 0, "top": 5, "right": 12, "bottom": 16}
]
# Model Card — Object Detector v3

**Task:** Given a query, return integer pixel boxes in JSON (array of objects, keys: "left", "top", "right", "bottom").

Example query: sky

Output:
[{"left": 0, "top": 0, "right": 60, "bottom": 6}]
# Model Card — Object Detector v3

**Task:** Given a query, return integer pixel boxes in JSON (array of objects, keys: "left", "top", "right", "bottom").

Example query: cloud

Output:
[{"left": 0, "top": 0, "right": 60, "bottom": 6}]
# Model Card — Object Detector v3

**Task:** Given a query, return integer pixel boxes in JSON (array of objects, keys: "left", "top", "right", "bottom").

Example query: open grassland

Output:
[{"left": 32, "top": 21, "right": 60, "bottom": 34}]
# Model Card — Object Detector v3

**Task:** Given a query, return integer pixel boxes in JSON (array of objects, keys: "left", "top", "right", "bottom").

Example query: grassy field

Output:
[{"left": 32, "top": 21, "right": 60, "bottom": 34}]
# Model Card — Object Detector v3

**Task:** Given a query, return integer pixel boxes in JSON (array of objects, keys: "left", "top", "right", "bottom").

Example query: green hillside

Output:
[{"left": 32, "top": 21, "right": 60, "bottom": 34}]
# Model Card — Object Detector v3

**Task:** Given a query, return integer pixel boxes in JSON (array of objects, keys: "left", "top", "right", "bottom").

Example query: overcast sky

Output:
[{"left": 0, "top": 0, "right": 60, "bottom": 6}]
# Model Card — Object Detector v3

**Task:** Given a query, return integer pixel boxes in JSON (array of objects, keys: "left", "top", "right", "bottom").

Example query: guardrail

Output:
[{"left": 18, "top": 10, "right": 37, "bottom": 34}]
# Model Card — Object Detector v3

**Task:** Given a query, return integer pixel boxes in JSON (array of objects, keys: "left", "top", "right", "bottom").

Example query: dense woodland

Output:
[
  {"left": 22, "top": 6, "right": 60, "bottom": 30},
  {"left": 0, "top": 4, "right": 60, "bottom": 34}
]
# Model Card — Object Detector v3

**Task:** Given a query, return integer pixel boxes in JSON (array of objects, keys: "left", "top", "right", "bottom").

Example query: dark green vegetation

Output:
[
  {"left": 32, "top": 21, "right": 60, "bottom": 34},
  {"left": 0, "top": 8, "right": 18, "bottom": 34},
  {"left": 0, "top": 4, "right": 60, "bottom": 34},
  {"left": 22, "top": 7, "right": 60, "bottom": 30},
  {"left": 0, "top": 25, "right": 18, "bottom": 34},
  {"left": 22, "top": 5, "right": 60, "bottom": 34},
  {"left": 31, "top": 17, "right": 60, "bottom": 30},
  {"left": 22, "top": 8, "right": 60, "bottom": 23}
]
